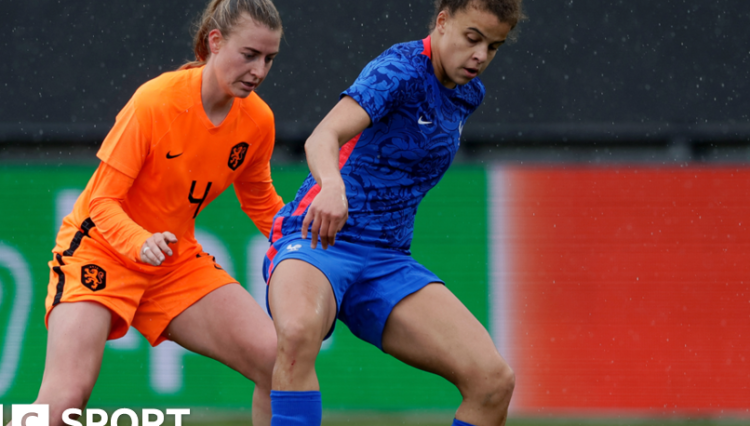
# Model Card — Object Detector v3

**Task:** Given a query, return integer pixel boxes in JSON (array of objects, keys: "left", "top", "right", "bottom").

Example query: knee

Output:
[
  {"left": 460, "top": 357, "right": 515, "bottom": 409},
  {"left": 275, "top": 318, "right": 322, "bottom": 358}
]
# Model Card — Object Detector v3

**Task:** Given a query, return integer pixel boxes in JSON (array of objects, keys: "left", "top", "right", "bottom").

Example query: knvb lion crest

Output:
[
  {"left": 81, "top": 264, "right": 107, "bottom": 291},
  {"left": 228, "top": 142, "right": 249, "bottom": 170}
]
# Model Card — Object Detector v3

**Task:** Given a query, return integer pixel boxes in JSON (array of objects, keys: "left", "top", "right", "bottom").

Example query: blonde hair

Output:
[{"left": 181, "top": 0, "right": 282, "bottom": 70}]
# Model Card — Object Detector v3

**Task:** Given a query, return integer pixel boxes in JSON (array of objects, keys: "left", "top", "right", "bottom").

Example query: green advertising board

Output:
[{"left": 0, "top": 164, "right": 487, "bottom": 411}]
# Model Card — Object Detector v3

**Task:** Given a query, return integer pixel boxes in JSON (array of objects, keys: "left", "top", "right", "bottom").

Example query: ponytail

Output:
[{"left": 181, "top": 0, "right": 282, "bottom": 70}]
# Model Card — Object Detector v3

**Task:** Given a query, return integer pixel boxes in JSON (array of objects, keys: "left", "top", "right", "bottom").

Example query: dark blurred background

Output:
[{"left": 2, "top": 0, "right": 750, "bottom": 161}]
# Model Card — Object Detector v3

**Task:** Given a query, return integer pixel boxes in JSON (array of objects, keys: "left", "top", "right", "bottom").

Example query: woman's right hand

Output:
[
  {"left": 302, "top": 182, "right": 348, "bottom": 250},
  {"left": 300, "top": 96, "right": 369, "bottom": 250},
  {"left": 140, "top": 232, "right": 178, "bottom": 266}
]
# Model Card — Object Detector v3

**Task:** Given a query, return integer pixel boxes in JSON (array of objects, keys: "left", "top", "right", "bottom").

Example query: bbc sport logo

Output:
[{"left": 1, "top": 405, "right": 190, "bottom": 426}]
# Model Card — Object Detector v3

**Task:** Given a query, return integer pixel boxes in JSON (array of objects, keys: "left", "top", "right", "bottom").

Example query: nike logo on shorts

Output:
[{"left": 166, "top": 152, "right": 183, "bottom": 159}]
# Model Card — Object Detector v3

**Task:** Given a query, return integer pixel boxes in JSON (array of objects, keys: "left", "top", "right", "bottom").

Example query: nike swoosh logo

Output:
[
  {"left": 166, "top": 152, "right": 183, "bottom": 159},
  {"left": 418, "top": 116, "right": 433, "bottom": 125}
]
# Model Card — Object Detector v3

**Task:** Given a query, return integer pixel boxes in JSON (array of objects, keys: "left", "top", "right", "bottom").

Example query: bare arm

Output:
[{"left": 302, "top": 96, "right": 371, "bottom": 249}]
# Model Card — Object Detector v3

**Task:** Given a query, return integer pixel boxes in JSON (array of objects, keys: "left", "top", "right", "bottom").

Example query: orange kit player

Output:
[{"left": 16, "top": 1, "right": 284, "bottom": 425}]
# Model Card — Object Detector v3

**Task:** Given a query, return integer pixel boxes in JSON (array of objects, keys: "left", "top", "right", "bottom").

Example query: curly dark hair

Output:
[{"left": 430, "top": 0, "right": 527, "bottom": 39}]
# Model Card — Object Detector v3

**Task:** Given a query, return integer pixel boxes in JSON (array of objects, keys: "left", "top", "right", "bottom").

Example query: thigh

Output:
[
  {"left": 132, "top": 251, "right": 237, "bottom": 346},
  {"left": 38, "top": 301, "right": 111, "bottom": 397},
  {"left": 264, "top": 234, "right": 364, "bottom": 340},
  {"left": 267, "top": 259, "right": 337, "bottom": 342},
  {"left": 45, "top": 247, "right": 148, "bottom": 340},
  {"left": 164, "top": 283, "right": 277, "bottom": 383},
  {"left": 381, "top": 283, "right": 506, "bottom": 388}
]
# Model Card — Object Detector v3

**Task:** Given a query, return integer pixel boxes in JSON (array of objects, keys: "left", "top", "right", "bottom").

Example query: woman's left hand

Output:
[{"left": 140, "top": 231, "right": 178, "bottom": 266}]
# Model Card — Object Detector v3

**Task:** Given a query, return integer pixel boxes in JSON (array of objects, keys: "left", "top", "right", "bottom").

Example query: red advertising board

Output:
[{"left": 491, "top": 167, "right": 750, "bottom": 416}]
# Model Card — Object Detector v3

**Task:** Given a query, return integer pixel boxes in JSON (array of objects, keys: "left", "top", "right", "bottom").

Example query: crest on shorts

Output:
[
  {"left": 81, "top": 264, "right": 107, "bottom": 292},
  {"left": 228, "top": 142, "right": 249, "bottom": 170}
]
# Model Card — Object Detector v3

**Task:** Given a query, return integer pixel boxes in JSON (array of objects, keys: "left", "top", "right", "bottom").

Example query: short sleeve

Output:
[
  {"left": 96, "top": 97, "right": 151, "bottom": 179},
  {"left": 341, "top": 50, "right": 420, "bottom": 124}
]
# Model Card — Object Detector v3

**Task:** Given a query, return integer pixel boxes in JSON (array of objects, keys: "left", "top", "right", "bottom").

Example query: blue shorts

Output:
[{"left": 263, "top": 233, "right": 443, "bottom": 350}]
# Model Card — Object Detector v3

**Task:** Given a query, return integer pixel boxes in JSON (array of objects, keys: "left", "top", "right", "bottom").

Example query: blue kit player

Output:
[{"left": 264, "top": 1, "right": 525, "bottom": 425}]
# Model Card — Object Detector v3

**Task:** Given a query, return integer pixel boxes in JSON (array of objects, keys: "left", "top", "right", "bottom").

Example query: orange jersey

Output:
[{"left": 54, "top": 66, "right": 284, "bottom": 273}]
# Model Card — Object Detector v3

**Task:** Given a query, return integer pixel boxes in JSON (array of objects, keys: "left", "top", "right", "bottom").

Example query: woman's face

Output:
[
  {"left": 434, "top": 6, "right": 511, "bottom": 88},
  {"left": 209, "top": 15, "right": 282, "bottom": 98}
]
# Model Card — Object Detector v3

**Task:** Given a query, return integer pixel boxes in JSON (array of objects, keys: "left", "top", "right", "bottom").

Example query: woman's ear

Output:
[
  {"left": 435, "top": 10, "right": 450, "bottom": 35},
  {"left": 208, "top": 29, "right": 224, "bottom": 55}
]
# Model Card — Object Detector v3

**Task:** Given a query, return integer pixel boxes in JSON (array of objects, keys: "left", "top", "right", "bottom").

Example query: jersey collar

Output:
[{"left": 421, "top": 36, "right": 432, "bottom": 59}]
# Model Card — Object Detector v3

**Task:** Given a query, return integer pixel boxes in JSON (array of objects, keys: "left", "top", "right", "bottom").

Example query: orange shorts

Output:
[{"left": 45, "top": 233, "right": 237, "bottom": 346}]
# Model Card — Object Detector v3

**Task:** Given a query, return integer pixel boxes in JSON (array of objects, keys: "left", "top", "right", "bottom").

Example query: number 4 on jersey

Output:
[{"left": 188, "top": 181, "right": 212, "bottom": 218}]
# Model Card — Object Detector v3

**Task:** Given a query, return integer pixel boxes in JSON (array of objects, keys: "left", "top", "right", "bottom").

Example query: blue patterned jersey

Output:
[{"left": 270, "top": 37, "right": 485, "bottom": 252}]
